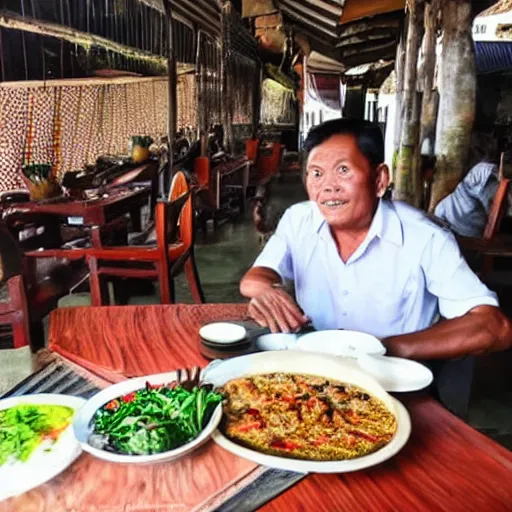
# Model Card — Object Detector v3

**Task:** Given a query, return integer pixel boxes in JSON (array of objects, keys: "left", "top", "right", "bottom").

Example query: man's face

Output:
[{"left": 305, "top": 134, "right": 389, "bottom": 231}]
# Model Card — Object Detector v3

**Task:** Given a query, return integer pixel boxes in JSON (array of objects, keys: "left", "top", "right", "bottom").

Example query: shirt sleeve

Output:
[
  {"left": 421, "top": 227, "right": 498, "bottom": 318},
  {"left": 252, "top": 208, "right": 294, "bottom": 281}
]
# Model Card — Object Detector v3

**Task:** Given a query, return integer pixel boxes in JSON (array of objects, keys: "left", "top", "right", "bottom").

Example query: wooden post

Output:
[
  {"left": 162, "top": 0, "right": 177, "bottom": 193},
  {"left": 419, "top": 0, "right": 440, "bottom": 159},
  {"left": 221, "top": 1, "right": 234, "bottom": 153},
  {"left": 395, "top": 0, "right": 425, "bottom": 205},
  {"left": 393, "top": 19, "right": 407, "bottom": 176},
  {"left": 195, "top": 30, "right": 208, "bottom": 156},
  {"left": 343, "top": 86, "right": 366, "bottom": 119},
  {"left": 252, "top": 60, "right": 262, "bottom": 139},
  {"left": 429, "top": 0, "right": 476, "bottom": 211}
]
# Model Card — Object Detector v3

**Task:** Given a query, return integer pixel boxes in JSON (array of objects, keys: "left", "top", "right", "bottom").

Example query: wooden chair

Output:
[
  {"left": 79, "top": 171, "right": 204, "bottom": 305},
  {"left": 0, "top": 223, "right": 30, "bottom": 348},
  {"left": 0, "top": 221, "right": 89, "bottom": 350}
]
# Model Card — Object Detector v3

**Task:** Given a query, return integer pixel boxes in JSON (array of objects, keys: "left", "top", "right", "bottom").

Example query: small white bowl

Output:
[
  {"left": 296, "top": 330, "right": 386, "bottom": 358},
  {"left": 199, "top": 322, "right": 247, "bottom": 345},
  {"left": 73, "top": 371, "right": 222, "bottom": 464},
  {"left": 255, "top": 333, "right": 298, "bottom": 351}
]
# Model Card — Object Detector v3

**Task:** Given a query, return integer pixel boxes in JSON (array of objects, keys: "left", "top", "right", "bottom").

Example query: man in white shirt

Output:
[
  {"left": 240, "top": 118, "right": 512, "bottom": 361},
  {"left": 434, "top": 161, "right": 499, "bottom": 237}
]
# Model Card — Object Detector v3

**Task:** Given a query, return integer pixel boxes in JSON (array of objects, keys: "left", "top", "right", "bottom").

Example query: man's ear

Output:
[{"left": 375, "top": 163, "right": 390, "bottom": 198}]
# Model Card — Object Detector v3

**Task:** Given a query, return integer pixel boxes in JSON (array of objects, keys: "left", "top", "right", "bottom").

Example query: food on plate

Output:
[
  {"left": 89, "top": 382, "right": 223, "bottom": 455},
  {"left": 219, "top": 373, "right": 396, "bottom": 461},
  {"left": 0, "top": 404, "right": 74, "bottom": 465}
]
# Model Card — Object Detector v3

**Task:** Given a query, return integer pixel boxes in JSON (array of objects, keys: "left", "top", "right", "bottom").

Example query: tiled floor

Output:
[{"left": 1, "top": 175, "right": 511, "bottom": 451}]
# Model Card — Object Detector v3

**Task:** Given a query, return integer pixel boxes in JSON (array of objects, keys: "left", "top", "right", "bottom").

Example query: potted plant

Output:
[
  {"left": 20, "top": 163, "right": 62, "bottom": 201},
  {"left": 130, "top": 136, "right": 153, "bottom": 163}
]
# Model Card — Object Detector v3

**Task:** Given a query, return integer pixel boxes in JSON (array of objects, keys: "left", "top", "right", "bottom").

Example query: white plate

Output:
[
  {"left": 0, "top": 393, "right": 85, "bottom": 501},
  {"left": 203, "top": 351, "right": 411, "bottom": 473},
  {"left": 357, "top": 354, "right": 434, "bottom": 393},
  {"left": 296, "top": 330, "right": 386, "bottom": 357},
  {"left": 255, "top": 333, "right": 298, "bottom": 351},
  {"left": 73, "top": 371, "right": 222, "bottom": 464},
  {"left": 199, "top": 322, "right": 247, "bottom": 344}
]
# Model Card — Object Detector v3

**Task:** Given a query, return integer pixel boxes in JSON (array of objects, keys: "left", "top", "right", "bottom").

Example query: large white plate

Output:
[
  {"left": 73, "top": 371, "right": 223, "bottom": 464},
  {"left": 0, "top": 393, "right": 85, "bottom": 501},
  {"left": 203, "top": 351, "right": 411, "bottom": 473},
  {"left": 296, "top": 330, "right": 386, "bottom": 357},
  {"left": 357, "top": 354, "right": 433, "bottom": 393}
]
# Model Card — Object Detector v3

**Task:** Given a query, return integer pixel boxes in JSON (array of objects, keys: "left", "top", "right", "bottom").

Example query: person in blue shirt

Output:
[{"left": 240, "top": 118, "right": 512, "bottom": 361}]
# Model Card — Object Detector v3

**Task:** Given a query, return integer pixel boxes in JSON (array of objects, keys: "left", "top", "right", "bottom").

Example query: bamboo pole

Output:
[
  {"left": 395, "top": 0, "right": 425, "bottom": 205},
  {"left": 429, "top": 0, "right": 476, "bottom": 211}
]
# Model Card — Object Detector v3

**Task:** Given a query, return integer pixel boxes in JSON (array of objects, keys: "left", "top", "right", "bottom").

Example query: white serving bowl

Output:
[
  {"left": 255, "top": 333, "right": 298, "bottom": 351},
  {"left": 73, "top": 371, "right": 222, "bottom": 464},
  {"left": 203, "top": 351, "right": 411, "bottom": 473},
  {"left": 296, "top": 330, "right": 386, "bottom": 357}
]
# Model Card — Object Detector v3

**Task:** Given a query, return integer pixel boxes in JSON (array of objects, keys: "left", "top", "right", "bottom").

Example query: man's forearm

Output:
[
  {"left": 383, "top": 306, "right": 512, "bottom": 360},
  {"left": 240, "top": 267, "right": 282, "bottom": 298}
]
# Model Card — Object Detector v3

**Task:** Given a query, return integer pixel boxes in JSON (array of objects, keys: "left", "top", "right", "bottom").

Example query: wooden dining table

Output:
[
  {"left": 5, "top": 184, "right": 151, "bottom": 247},
  {"left": 2, "top": 304, "right": 512, "bottom": 512}
]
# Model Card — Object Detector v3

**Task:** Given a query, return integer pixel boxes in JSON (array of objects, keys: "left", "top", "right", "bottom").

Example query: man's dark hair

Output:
[{"left": 303, "top": 118, "right": 385, "bottom": 168}]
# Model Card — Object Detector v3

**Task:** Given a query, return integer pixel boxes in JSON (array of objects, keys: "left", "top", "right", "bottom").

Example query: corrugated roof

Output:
[
  {"left": 475, "top": 40, "right": 512, "bottom": 72},
  {"left": 274, "top": 0, "right": 403, "bottom": 68}
]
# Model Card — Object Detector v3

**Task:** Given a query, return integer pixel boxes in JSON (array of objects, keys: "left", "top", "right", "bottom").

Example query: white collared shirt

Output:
[{"left": 253, "top": 200, "right": 498, "bottom": 338}]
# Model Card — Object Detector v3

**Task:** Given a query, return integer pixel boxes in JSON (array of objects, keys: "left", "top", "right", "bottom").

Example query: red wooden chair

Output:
[
  {"left": 68, "top": 171, "right": 205, "bottom": 305},
  {"left": 0, "top": 223, "right": 30, "bottom": 348},
  {"left": 255, "top": 142, "right": 284, "bottom": 185}
]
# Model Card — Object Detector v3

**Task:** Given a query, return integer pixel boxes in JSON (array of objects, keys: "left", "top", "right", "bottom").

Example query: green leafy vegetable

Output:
[
  {"left": 91, "top": 383, "right": 223, "bottom": 456},
  {"left": 0, "top": 404, "right": 74, "bottom": 465}
]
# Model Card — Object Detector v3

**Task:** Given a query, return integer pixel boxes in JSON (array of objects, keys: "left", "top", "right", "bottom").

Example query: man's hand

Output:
[{"left": 248, "top": 287, "right": 309, "bottom": 333}]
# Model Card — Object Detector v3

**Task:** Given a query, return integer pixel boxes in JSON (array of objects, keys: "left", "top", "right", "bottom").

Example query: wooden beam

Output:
[
  {"left": 395, "top": 0, "right": 425, "bottom": 205},
  {"left": 340, "top": 0, "right": 406, "bottom": 24},
  {"left": 429, "top": 0, "right": 476, "bottom": 211},
  {"left": 0, "top": 10, "right": 167, "bottom": 68}
]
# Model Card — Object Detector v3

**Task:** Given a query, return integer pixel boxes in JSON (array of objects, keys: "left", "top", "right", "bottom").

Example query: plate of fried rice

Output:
[{"left": 204, "top": 351, "right": 411, "bottom": 473}]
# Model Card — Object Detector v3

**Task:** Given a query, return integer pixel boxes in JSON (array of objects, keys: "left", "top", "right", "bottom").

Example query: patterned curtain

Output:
[{"left": 0, "top": 77, "right": 172, "bottom": 191}]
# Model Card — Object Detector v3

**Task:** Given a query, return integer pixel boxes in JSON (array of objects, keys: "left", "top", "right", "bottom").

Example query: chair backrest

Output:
[
  {"left": 246, "top": 138, "right": 260, "bottom": 163},
  {"left": 482, "top": 175, "right": 510, "bottom": 241},
  {"left": 257, "top": 142, "right": 284, "bottom": 182},
  {"left": 0, "top": 222, "right": 23, "bottom": 283},
  {"left": 194, "top": 156, "right": 210, "bottom": 189},
  {"left": 167, "top": 171, "right": 194, "bottom": 249}
]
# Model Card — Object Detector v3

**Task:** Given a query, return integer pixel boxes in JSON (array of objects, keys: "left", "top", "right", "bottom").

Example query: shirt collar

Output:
[{"left": 312, "top": 199, "right": 404, "bottom": 247}]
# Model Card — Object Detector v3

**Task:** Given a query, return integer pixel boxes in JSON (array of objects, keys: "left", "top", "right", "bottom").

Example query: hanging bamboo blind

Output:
[{"left": 0, "top": 76, "right": 180, "bottom": 191}]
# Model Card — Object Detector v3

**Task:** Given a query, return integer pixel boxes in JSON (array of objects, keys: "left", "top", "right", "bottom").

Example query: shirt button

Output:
[
  {"left": 342, "top": 312, "right": 348, "bottom": 317},
  {"left": 342, "top": 290, "right": 349, "bottom": 296}
]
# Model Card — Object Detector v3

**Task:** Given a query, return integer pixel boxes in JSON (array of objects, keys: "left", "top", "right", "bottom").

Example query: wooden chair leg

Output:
[
  {"left": 29, "top": 320, "right": 45, "bottom": 353},
  {"left": 88, "top": 257, "right": 108, "bottom": 306},
  {"left": 184, "top": 255, "right": 205, "bottom": 303},
  {"left": 156, "top": 262, "right": 174, "bottom": 304},
  {"left": 8, "top": 275, "right": 30, "bottom": 349}
]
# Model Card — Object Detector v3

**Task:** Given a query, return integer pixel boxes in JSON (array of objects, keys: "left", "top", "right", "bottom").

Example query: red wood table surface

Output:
[{"left": 28, "top": 306, "right": 512, "bottom": 510}]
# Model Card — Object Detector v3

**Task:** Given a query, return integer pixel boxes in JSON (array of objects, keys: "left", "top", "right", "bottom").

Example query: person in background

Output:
[{"left": 433, "top": 158, "right": 499, "bottom": 237}]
